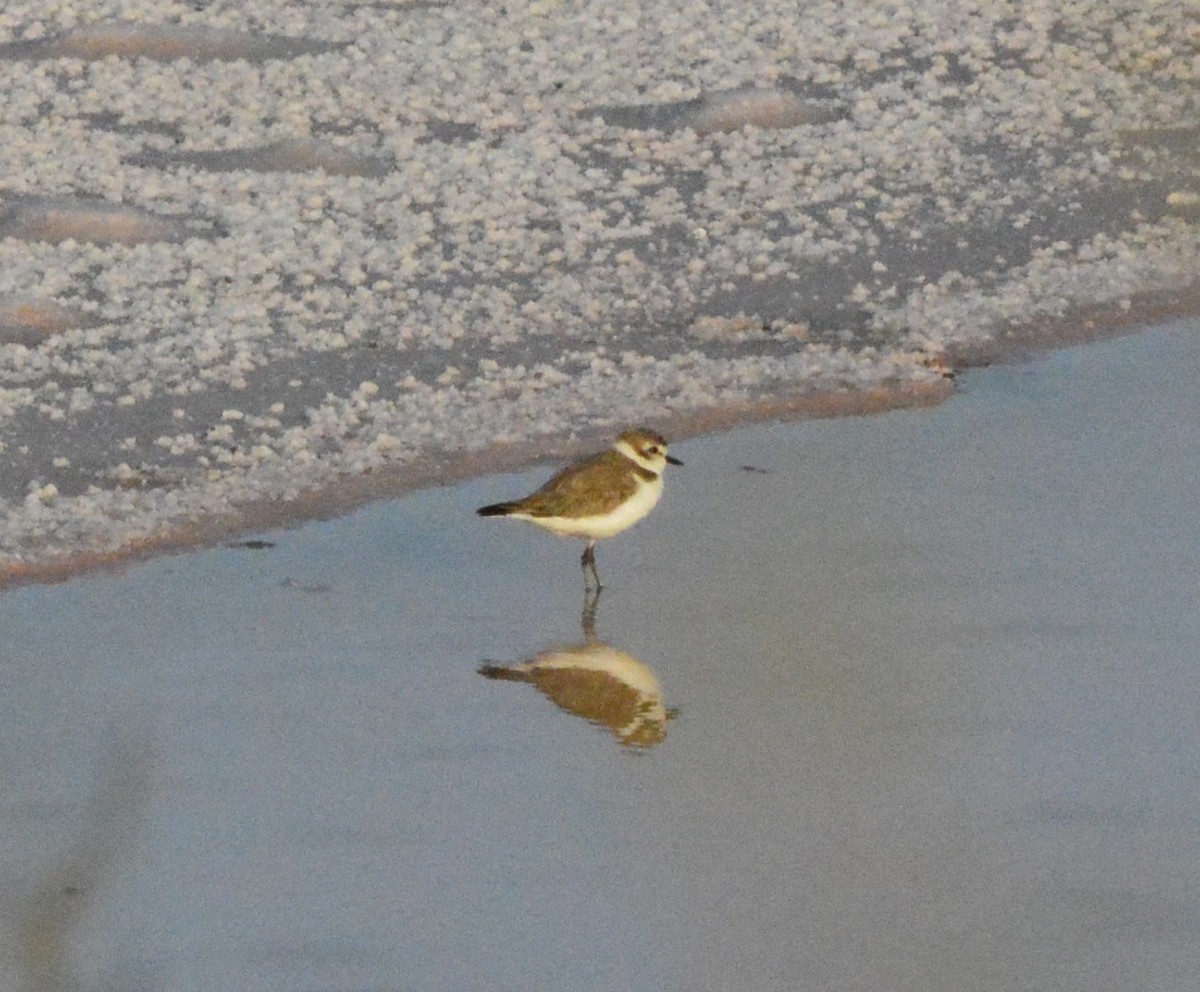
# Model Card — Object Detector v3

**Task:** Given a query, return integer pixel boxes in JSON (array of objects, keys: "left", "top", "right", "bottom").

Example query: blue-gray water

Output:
[{"left": 2, "top": 320, "right": 1199, "bottom": 991}]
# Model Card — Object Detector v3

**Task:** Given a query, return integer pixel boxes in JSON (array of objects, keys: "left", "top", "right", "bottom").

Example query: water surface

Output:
[{"left": 2, "top": 320, "right": 1199, "bottom": 991}]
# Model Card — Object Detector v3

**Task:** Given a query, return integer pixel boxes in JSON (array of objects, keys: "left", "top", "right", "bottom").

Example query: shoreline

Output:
[
  {"left": 2, "top": 1, "right": 1197, "bottom": 588},
  {"left": 1, "top": 374, "right": 953, "bottom": 590},
  {"left": 6, "top": 284, "right": 1199, "bottom": 992},
  {"left": 3, "top": 281, "right": 1197, "bottom": 590}
]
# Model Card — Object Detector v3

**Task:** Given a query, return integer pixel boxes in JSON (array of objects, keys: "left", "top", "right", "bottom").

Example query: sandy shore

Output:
[{"left": 1, "top": 0, "right": 1198, "bottom": 576}]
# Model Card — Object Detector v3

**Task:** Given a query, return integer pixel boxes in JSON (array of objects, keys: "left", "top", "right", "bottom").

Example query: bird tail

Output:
[
  {"left": 478, "top": 663, "right": 532, "bottom": 682},
  {"left": 477, "top": 502, "right": 519, "bottom": 517}
]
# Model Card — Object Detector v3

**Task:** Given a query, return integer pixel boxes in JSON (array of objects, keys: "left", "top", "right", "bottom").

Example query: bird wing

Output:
[{"left": 518, "top": 450, "right": 638, "bottom": 517}]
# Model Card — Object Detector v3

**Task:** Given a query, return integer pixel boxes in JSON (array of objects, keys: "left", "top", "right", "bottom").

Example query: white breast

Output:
[{"left": 539, "top": 473, "right": 663, "bottom": 540}]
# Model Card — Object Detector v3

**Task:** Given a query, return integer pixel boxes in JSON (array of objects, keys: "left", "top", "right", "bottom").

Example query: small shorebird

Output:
[{"left": 476, "top": 427, "right": 682, "bottom": 589}]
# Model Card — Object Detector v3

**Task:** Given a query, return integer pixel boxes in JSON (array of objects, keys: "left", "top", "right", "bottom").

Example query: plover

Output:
[{"left": 477, "top": 427, "right": 682, "bottom": 589}]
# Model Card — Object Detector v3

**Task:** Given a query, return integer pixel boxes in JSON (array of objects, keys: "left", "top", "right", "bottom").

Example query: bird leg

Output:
[
  {"left": 581, "top": 584, "right": 601, "bottom": 642},
  {"left": 581, "top": 541, "right": 602, "bottom": 591}
]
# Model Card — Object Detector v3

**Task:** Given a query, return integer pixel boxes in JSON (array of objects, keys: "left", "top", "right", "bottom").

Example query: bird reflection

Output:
[{"left": 479, "top": 589, "right": 676, "bottom": 749}]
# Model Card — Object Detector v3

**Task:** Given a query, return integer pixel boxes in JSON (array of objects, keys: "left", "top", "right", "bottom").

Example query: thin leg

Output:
[
  {"left": 581, "top": 541, "right": 602, "bottom": 591},
  {"left": 581, "top": 584, "right": 601, "bottom": 642}
]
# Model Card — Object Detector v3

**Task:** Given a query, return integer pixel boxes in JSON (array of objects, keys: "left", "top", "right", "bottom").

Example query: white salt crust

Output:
[{"left": 0, "top": 0, "right": 1197, "bottom": 568}]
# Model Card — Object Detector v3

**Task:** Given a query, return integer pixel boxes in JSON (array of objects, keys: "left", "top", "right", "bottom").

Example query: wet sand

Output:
[{"left": 2, "top": 318, "right": 1198, "bottom": 991}]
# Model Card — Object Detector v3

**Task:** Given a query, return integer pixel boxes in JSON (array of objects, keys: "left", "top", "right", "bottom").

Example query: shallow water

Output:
[{"left": 2, "top": 320, "right": 1199, "bottom": 991}]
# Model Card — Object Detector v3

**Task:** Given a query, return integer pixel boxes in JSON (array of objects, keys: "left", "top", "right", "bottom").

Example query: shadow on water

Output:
[
  {"left": 5, "top": 734, "right": 153, "bottom": 992},
  {"left": 478, "top": 589, "right": 677, "bottom": 750}
]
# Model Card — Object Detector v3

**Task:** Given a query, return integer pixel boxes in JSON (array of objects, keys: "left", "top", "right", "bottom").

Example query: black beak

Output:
[{"left": 666, "top": 454, "right": 683, "bottom": 466}]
